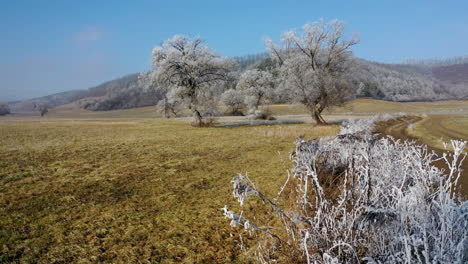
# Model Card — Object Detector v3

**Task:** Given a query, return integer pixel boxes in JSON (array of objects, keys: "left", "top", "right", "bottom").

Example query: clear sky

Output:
[{"left": 1, "top": 0, "right": 467, "bottom": 101}]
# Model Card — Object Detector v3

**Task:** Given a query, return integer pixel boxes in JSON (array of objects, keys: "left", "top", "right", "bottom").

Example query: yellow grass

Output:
[
  {"left": 3, "top": 98, "right": 466, "bottom": 121},
  {"left": 1, "top": 98, "right": 468, "bottom": 263},
  {"left": 0, "top": 119, "right": 339, "bottom": 263},
  {"left": 267, "top": 98, "right": 468, "bottom": 116},
  {"left": 331, "top": 98, "right": 468, "bottom": 115},
  {"left": 407, "top": 115, "right": 468, "bottom": 152}
]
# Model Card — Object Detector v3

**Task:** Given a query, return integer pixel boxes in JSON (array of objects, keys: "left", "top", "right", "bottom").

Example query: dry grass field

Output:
[
  {"left": 3, "top": 98, "right": 467, "bottom": 121},
  {"left": 407, "top": 115, "right": 468, "bottom": 152},
  {"left": 0, "top": 118, "right": 338, "bottom": 263},
  {"left": 269, "top": 98, "right": 468, "bottom": 116},
  {"left": 1, "top": 98, "right": 467, "bottom": 263}
]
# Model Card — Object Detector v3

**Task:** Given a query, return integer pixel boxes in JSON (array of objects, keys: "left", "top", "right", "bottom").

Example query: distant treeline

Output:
[{"left": 403, "top": 55, "right": 468, "bottom": 66}]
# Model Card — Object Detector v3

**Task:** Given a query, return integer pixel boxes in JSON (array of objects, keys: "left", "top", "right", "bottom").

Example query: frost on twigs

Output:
[
  {"left": 232, "top": 174, "right": 259, "bottom": 206},
  {"left": 338, "top": 113, "right": 404, "bottom": 136},
  {"left": 223, "top": 116, "right": 467, "bottom": 264}
]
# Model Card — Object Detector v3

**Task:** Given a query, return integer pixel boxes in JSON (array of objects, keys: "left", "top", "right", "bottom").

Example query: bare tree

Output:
[
  {"left": 236, "top": 69, "right": 275, "bottom": 110},
  {"left": 35, "top": 102, "right": 50, "bottom": 117},
  {"left": 147, "top": 35, "right": 230, "bottom": 126},
  {"left": 266, "top": 19, "right": 359, "bottom": 125}
]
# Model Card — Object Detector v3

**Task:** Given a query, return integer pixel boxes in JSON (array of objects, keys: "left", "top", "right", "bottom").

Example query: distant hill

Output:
[
  {"left": 73, "top": 73, "right": 162, "bottom": 111},
  {"left": 11, "top": 73, "right": 163, "bottom": 113},
  {"left": 10, "top": 90, "right": 89, "bottom": 113},
  {"left": 402, "top": 55, "right": 468, "bottom": 66},
  {"left": 9, "top": 55, "right": 468, "bottom": 113},
  {"left": 351, "top": 60, "right": 468, "bottom": 101},
  {"left": 432, "top": 63, "right": 468, "bottom": 84}
]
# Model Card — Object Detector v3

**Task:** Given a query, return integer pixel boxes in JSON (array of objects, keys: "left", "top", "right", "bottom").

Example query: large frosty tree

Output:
[
  {"left": 148, "top": 35, "right": 230, "bottom": 126},
  {"left": 266, "top": 19, "right": 359, "bottom": 125}
]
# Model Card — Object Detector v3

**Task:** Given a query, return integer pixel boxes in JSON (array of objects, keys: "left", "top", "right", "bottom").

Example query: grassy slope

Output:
[{"left": 0, "top": 120, "right": 338, "bottom": 263}]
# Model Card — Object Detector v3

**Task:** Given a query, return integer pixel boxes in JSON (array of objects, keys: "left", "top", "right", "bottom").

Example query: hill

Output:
[
  {"left": 432, "top": 63, "right": 468, "bottom": 92},
  {"left": 10, "top": 74, "right": 164, "bottom": 113},
  {"left": 352, "top": 60, "right": 468, "bottom": 101},
  {"left": 8, "top": 55, "right": 468, "bottom": 113},
  {"left": 73, "top": 73, "right": 162, "bottom": 111}
]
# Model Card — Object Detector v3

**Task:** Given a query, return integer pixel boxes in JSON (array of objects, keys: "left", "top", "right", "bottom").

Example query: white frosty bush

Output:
[
  {"left": 246, "top": 109, "right": 276, "bottom": 120},
  {"left": 339, "top": 113, "right": 405, "bottom": 136},
  {"left": 223, "top": 116, "right": 467, "bottom": 264},
  {"left": 221, "top": 89, "right": 246, "bottom": 115}
]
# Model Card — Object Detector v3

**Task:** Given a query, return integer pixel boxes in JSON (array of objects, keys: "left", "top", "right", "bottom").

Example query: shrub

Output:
[
  {"left": 221, "top": 89, "right": 246, "bottom": 116},
  {"left": 0, "top": 102, "right": 10, "bottom": 115},
  {"left": 223, "top": 117, "right": 467, "bottom": 263},
  {"left": 247, "top": 109, "right": 276, "bottom": 121}
]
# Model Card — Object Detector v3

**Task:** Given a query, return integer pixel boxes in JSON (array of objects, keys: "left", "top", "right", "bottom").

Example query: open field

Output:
[
  {"left": 376, "top": 116, "right": 468, "bottom": 198},
  {"left": 270, "top": 98, "right": 468, "bottom": 116},
  {"left": 1, "top": 98, "right": 467, "bottom": 263},
  {"left": 0, "top": 119, "right": 339, "bottom": 263},
  {"left": 4, "top": 98, "right": 468, "bottom": 121},
  {"left": 407, "top": 115, "right": 468, "bottom": 152}
]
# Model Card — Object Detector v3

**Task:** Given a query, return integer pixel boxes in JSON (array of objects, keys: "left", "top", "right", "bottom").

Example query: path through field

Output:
[{"left": 376, "top": 116, "right": 468, "bottom": 198}]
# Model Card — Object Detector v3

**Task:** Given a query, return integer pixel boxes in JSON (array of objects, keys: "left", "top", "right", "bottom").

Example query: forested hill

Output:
[
  {"left": 351, "top": 60, "right": 468, "bottom": 101},
  {"left": 9, "top": 55, "right": 468, "bottom": 113},
  {"left": 10, "top": 73, "right": 163, "bottom": 113}
]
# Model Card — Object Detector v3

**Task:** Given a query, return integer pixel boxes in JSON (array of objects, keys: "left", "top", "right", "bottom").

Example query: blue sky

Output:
[{"left": 1, "top": 0, "right": 467, "bottom": 101}]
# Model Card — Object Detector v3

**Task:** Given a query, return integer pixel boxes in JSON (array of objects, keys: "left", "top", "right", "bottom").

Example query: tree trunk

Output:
[
  {"left": 170, "top": 107, "right": 178, "bottom": 117},
  {"left": 192, "top": 109, "right": 204, "bottom": 127},
  {"left": 163, "top": 98, "right": 170, "bottom": 119},
  {"left": 310, "top": 106, "right": 327, "bottom": 125},
  {"left": 254, "top": 94, "right": 263, "bottom": 110}
]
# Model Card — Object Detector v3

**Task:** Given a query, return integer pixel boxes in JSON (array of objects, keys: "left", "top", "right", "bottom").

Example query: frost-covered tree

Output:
[
  {"left": 156, "top": 90, "right": 183, "bottom": 118},
  {"left": 138, "top": 71, "right": 171, "bottom": 117},
  {"left": 35, "top": 102, "right": 49, "bottom": 117},
  {"left": 266, "top": 19, "right": 359, "bottom": 125},
  {"left": 147, "top": 35, "right": 231, "bottom": 126},
  {"left": 0, "top": 102, "right": 10, "bottom": 116},
  {"left": 220, "top": 89, "right": 245, "bottom": 115},
  {"left": 236, "top": 69, "right": 275, "bottom": 110}
]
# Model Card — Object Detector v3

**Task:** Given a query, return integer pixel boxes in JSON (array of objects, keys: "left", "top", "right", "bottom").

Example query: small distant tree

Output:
[
  {"left": 236, "top": 69, "right": 275, "bottom": 110},
  {"left": 35, "top": 102, "right": 49, "bottom": 117},
  {"left": 148, "top": 35, "right": 230, "bottom": 126},
  {"left": 220, "top": 89, "right": 245, "bottom": 115},
  {"left": 0, "top": 102, "right": 10, "bottom": 116},
  {"left": 156, "top": 88, "right": 183, "bottom": 118},
  {"left": 266, "top": 19, "right": 359, "bottom": 125}
]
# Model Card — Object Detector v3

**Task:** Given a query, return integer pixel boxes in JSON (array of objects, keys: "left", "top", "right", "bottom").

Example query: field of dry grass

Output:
[
  {"left": 407, "top": 115, "right": 468, "bottom": 152},
  {"left": 0, "top": 119, "right": 338, "bottom": 263},
  {"left": 269, "top": 98, "right": 468, "bottom": 116},
  {"left": 5, "top": 98, "right": 467, "bottom": 121},
  {"left": 1, "top": 98, "right": 467, "bottom": 263}
]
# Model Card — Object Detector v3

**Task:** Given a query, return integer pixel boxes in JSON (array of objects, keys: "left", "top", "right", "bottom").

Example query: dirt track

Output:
[{"left": 375, "top": 116, "right": 468, "bottom": 198}]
